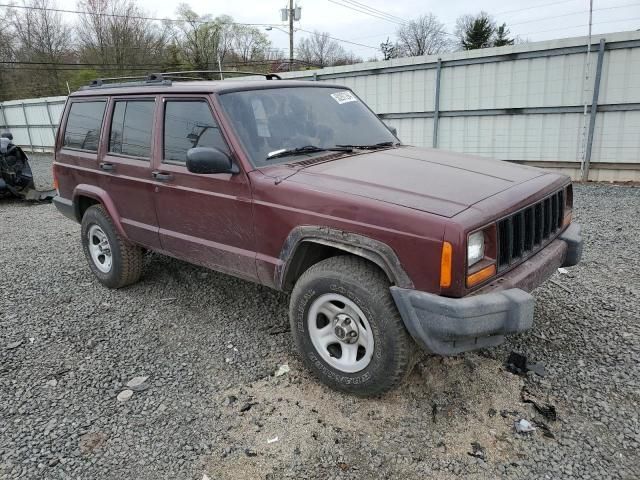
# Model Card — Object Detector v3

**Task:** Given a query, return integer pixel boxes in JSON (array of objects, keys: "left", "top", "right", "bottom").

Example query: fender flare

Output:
[
  {"left": 72, "top": 184, "right": 128, "bottom": 239},
  {"left": 276, "top": 226, "right": 413, "bottom": 290}
]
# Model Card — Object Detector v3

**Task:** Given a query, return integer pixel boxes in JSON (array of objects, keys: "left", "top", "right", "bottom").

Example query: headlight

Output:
[{"left": 467, "top": 231, "right": 485, "bottom": 267}]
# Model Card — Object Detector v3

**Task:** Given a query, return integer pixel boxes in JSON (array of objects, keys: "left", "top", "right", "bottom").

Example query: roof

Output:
[{"left": 70, "top": 79, "right": 345, "bottom": 97}]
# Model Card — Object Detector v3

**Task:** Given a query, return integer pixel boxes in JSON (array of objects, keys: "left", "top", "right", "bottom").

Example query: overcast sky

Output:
[{"left": 56, "top": 0, "right": 640, "bottom": 59}]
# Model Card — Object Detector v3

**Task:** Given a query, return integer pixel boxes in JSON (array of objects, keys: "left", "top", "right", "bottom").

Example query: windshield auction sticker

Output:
[{"left": 330, "top": 91, "right": 358, "bottom": 104}]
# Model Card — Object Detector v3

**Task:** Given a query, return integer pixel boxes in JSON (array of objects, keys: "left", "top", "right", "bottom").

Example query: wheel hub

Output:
[
  {"left": 307, "top": 293, "right": 374, "bottom": 373},
  {"left": 87, "top": 224, "right": 113, "bottom": 273},
  {"left": 334, "top": 313, "right": 359, "bottom": 344}
]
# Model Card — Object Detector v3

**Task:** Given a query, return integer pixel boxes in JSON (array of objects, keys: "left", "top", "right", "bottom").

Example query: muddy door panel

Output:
[
  {"left": 98, "top": 97, "right": 161, "bottom": 248},
  {"left": 152, "top": 97, "right": 256, "bottom": 280}
]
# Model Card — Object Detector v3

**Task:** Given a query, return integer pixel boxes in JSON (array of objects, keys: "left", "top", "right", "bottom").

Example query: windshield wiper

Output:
[
  {"left": 266, "top": 145, "right": 353, "bottom": 161},
  {"left": 335, "top": 141, "right": 398, "bottom": 150}
]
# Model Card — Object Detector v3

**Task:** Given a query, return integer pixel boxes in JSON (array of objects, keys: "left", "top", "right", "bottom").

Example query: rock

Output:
[
  {"left": 244, "top": 448, "right": 257, "bottom": 457},
  {"left": 117, "top": 389, "right": 134, "bottom": 402},
  {"left": 468, "top": 442, "right": 486, "bottom": 460},
  {"left": 6, "top": 340, "right": 23, "bottom": 350},
  {"left": 274, "top": 364, "right": 290, "bottom": 377},
  {"left": 45, "top": 379, "right": 58, "bottom": 387},
  {"left": 222, "top": 395, "right": 237, "bottom": 406},
  {"left": 79, "top": 432, "right": 108, "bottom": 453},
  {"left": 515, "top": 419, "right": 536, "bottom": 433},
  {"left": 239, "top": 402, "right": 256, "bottom": 413},
  {"left": 126, "top": 376, "right": 148, "bottom": 388}
]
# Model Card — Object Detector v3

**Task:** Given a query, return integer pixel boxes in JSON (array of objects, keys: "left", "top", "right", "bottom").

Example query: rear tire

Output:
[
  {"left": 81, "top": 205, "right": 142, "bottom": 288},
  {"left": 289, "top": 255, "right": 417, "bottom": 396}
]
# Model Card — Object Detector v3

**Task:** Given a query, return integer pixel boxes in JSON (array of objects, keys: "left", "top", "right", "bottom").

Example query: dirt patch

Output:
[{"left": 205, "top": 353, "right": 543, "bottom": 479}]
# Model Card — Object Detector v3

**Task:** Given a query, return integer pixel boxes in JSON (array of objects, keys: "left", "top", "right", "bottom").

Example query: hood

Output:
[{"left": 270, "top": 146, "right": 546, "bottom": 217}]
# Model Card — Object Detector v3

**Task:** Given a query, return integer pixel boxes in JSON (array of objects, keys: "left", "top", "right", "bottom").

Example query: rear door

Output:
[
  {"left": 151, "top": 95, "right": 256, "bottom": 280},
  {"left": 98, "top": 96, "right": 161, "bottom": 248}
]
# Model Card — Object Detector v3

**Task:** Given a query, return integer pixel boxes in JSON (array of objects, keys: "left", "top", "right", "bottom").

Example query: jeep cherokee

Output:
[{"left": 52, "top": 73, "right": 583, "bottom": 396}]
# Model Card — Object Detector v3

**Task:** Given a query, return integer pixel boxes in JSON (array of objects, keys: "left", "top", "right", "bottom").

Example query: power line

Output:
[
  {"left": 509, "top": 3, "right": 640, "bottom": 27},
  {"left": 326, "top": 0, "right": 405, "bottom": 25},
  {"left": 295, "top": 27, "right": 380, "bottom": 50},
  {"left": 494, "top": 0, "right": 579, "bottom": 17},
  {"left": 0, "top": 3, "right": 279, "bottom": 27},
  {"left": 0, "top": 2, "right": 378, "bottom": 53},
  {"left": 339, "top": 0, "right": 407, "bottom": 24},
  {"left": 342, "top": 2, "right": 640, "bottom": 44},
  {"left": 519, "top": 15, "right": 640, "bottom": 36}
]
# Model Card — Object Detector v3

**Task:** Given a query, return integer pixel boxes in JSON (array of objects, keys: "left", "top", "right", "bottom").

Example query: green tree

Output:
[
  {"left": 380, "top": 37, "right": 399, "bottom": 60},
  {"left": 493, "top": 23, "right": 515, "bottom": 47},
  {"left": 456, "top": 12, "right": 495, "bottom": 50}
]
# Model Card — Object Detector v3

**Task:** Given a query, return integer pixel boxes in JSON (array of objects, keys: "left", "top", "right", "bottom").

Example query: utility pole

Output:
[{"left": 289, "top": 0, "right": 294, "bottom": 71}]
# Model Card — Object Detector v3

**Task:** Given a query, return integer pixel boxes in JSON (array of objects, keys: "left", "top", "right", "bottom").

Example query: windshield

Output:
[{"left": 218, "top": 87, "right": 397, "bottom": 167}]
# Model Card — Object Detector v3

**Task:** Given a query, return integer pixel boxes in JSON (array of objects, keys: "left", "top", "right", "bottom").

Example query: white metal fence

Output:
[
  {"left": 0, "top": 96, "right": 66, "bottom": 152},
  {"left": 1, "top": 31, "right": 639, "bottom": 181}
]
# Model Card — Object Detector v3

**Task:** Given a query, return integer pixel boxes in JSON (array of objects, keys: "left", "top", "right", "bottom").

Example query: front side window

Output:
[
  {"left": 163, "top": 100, "right": 229, "bottom": 164},
  {"left": 63, "top": 101, "right": 106, "bottom": 152},
  {"left": 218, "top": 87, "right": 397, "bottom": 167},
  {"left": 109, "top": 100, "right": 155, "bottom": 158}
]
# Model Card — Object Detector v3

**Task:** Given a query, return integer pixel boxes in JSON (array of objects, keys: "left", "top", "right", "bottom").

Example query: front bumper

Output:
[{"left": 391, "top": 223, "right": 583, "bottom": 355}]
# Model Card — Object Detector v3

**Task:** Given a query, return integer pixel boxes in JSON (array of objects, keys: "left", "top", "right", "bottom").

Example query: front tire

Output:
[
  {"left": 289, "top": 255, "right": 416, "bottom": 396},
  {"left": 81, "top": 205, "right": 143, "bottom": 288}
]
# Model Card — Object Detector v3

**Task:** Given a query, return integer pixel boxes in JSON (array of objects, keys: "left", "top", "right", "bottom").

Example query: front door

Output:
[
  {"left": 151, "top": 96, "right": 256, "bottom": 280},
  {"left": 98, "top": 96, "right": 161, "bottom": 249}
]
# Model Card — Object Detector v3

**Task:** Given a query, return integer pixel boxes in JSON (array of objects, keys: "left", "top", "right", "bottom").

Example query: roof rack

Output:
[
  {"left": 81, "top": 70, "right": 281, "bottom": 90},
  {"left": 161, "top": 70, "right": 282, "bottom": 81}
]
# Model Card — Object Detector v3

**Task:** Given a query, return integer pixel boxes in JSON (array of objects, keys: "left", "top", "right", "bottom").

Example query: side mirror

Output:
[{"left": 186, "top": 147, "right": 237, "bottom": 174}]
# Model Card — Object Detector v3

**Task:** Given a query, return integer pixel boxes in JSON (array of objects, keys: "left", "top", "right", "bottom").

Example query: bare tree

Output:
[
  {"left": 7, "top": 0, "right": 72, "bottom": 96},
  {"left": 0, "top": 8, "right": 16, "bottom": 100},
  {"left": 76, "top": 0, "right": 171, "bottom": 74},
  {"left": 174, "top": 4, "right": 231, "bottom": 71},
  {"left": 396, "top": 13, "right": 452, "bottom": 57},
  {"left": 297, "top": 31, "right": 360, "bottom": 68},
  {"left": 230, "top": 24, "right": 271, "bottom": 64}
]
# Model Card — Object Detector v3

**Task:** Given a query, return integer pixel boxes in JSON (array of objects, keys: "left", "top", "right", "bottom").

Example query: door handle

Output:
[
  {"left": 152, "top": 171, "right": 173, "bottom": 182},
  {"left": 99, "top": 162, "right": 114, "bottom": 172}
]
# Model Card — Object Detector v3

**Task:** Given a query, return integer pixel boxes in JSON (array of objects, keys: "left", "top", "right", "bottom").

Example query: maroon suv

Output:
[{"left": 52, "top": 74, "right": 582, "bottom": 395}]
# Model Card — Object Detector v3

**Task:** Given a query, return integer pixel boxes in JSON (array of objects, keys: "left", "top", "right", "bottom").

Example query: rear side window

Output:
[
  {"left": 163, "top": 100, "right": 229, "bottom": 164},
  {"left": 109, "top": 100, "right": 155, "bottom": 158},
  {"left": 63, "top": 101, "right": 106, "bottom": 152}
]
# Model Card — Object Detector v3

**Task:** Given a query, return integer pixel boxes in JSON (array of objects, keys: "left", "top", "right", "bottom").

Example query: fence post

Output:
[
  {"left": 20, "top": 101, "right": 35, "bottom": 152},
  {"left": 582, "top": 38, "right": 606, "bottom": 182},
  {"left": 44, "top": 100, "right": 57, "bottom": 148},
  {"left": 432, "top": 58, "right": 442, "bottom": 148},
  {"left": 0, "top": 103, "right": 7, "bottom": 130}
]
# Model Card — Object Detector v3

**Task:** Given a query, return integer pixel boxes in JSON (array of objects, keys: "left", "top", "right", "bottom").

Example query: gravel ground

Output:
[{"left": 1, "top": 159, "right": 638, "bottom": 479}]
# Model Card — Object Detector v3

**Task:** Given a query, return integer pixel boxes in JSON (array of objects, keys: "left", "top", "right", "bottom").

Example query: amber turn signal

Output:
[
  {"left": 467, "top": 264, "right": 496, "bottom": 288},
  {"left": 52, "top": 165, "right": 59, "bottom": 191},
  {"left": 562, "top": 211, "right": 572, "bottom": 227},
  {"left": 440, "top": 241, "right": 453, "bottom": 288}
]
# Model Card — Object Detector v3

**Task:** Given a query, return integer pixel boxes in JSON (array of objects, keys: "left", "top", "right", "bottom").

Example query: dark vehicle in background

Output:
[
  {"left": 52, "top": 73, "right": 582, "bottom": 396},
  {"left": 0, "top": 132, "right": 36, "bottom": 199}
]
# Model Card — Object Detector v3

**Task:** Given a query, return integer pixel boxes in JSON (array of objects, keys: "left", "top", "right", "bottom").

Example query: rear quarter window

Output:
[{"left": 63, "top": 101, "right": 107, "bottom": 152}]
